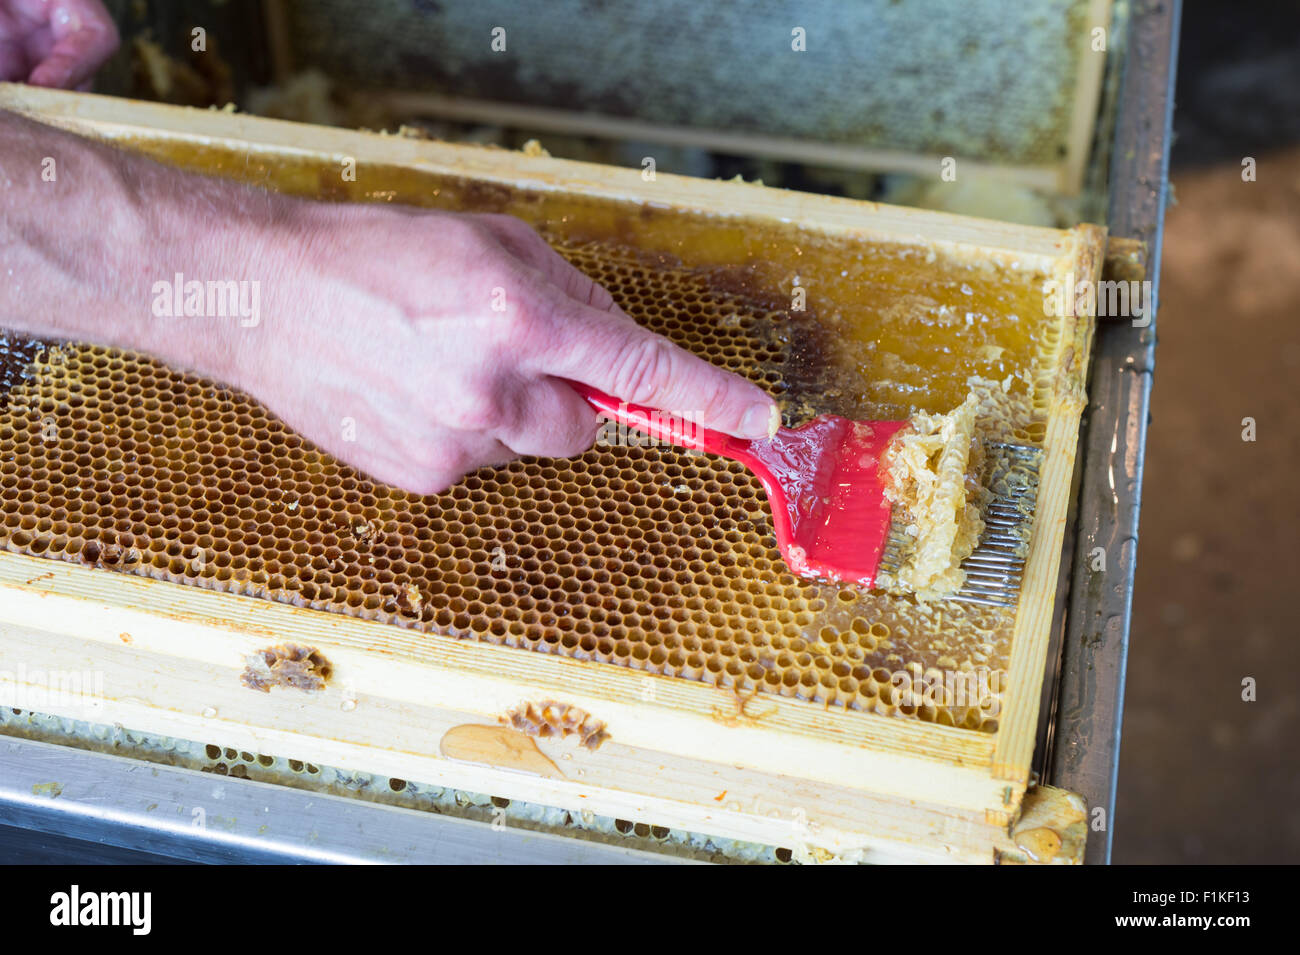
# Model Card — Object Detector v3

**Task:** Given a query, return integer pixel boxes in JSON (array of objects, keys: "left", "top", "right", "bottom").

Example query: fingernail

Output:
[{"left": 741, "top": 402, "right": 779, "bottom": 439}]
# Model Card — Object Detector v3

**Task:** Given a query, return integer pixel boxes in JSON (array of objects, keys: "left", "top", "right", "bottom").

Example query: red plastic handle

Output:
[{"left": 565, "top": 379, "right": 748, "bottom": 458}]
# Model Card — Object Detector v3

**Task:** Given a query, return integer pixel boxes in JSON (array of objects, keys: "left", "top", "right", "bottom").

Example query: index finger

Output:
[{"left": 535, "top": 298, "right": 780, "bottom": 441}]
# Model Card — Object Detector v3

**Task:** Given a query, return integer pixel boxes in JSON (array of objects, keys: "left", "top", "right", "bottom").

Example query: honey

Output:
[
  {"left": 0, "top": 138, "right": 1068, "bottom": 732},
  {"left": 880, "top": 391, "right": 986, "bottom": 598}
]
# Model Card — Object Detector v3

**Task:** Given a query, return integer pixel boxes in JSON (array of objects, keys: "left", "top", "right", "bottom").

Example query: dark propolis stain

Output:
[{"left": 0, "top": 332, "right": 53, "bottom": 411}]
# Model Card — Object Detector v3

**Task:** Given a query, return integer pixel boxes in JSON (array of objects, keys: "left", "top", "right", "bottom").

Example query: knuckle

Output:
[
  {"left": 693, "top": 376, "right": 734, "bottom": 425},
  {"left": 484, "top": 298, "right": 529, "bottom": 345},
  {"left": 443, "top": 217, "right": 498, "bottom": 257},
  {"left": 439, "top": 384, "right": 506, "bottom": 433},
  {"left": 578, "top": 276, "right": 618, "bottom": 312},
  {"left": 496, "top": 283, "right": 553, "bottom": 340},
  {"left": 610, "top": 335, "right": 676, "bottom": 404},
  {"left": 470, "top": 214, "right": 543, "bottom": 262},
  {"left": 485, "top": 213, "right": 535, "bottom": 241},
  {"left": 460, "top": 214, "right": 498, "bottom": 241}
]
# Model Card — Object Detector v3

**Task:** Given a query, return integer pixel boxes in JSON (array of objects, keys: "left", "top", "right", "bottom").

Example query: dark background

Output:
[{"left": 1114, "top": 1, "right": 1300, "bottom": 863}]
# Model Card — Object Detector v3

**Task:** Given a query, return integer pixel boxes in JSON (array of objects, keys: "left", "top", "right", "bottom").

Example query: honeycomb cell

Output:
[{"left": 0, "top": 141, "right": 1076, "bottom": 731}]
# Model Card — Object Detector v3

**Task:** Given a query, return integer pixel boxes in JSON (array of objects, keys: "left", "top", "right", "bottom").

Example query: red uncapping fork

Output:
[{"left": 568, "top": 382, "right": 1040, "bottom": 607}]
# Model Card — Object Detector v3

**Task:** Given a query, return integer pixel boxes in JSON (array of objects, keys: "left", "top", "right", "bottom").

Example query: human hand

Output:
[
  {"left": 0, "top": 108, "right": 779, "bottom": 497},
  {"left": 0, "top": 0, "right": 118, "bottom": 89},
  {"left": 188, "top": 202, "right": 780, "bottom": 495}
]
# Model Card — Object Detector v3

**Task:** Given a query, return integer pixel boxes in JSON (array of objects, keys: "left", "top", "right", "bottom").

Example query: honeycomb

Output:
[
  {"left": 0, "top": 136, "right": 1078, "bottom": 732},
  {"left": 505, "top": 701, "right": 611, "bottom": 751},
  {"left": 879, "top": 391, "right": 986, "bottom": 598},
  {"left": 240, "top": 643, "right": 333, "bottom": 694},
  {"left": 282, "top": 0, "right": 1099, "bottom": 168}
]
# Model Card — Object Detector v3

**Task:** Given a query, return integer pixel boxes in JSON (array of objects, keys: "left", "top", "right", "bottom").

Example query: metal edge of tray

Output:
[
  {"left": 1044, "top": 0, "right": 1180, "bottom": 864},
  {"left": 0, "top": 735, "right": 685, "bottom": 865}
]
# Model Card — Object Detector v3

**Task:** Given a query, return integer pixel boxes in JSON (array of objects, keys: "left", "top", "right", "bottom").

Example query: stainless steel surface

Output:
[
  {"left": 1046, "top": 0, "right": 1180, "bottom": 864},
  {"left": 0, "top": 735, "right": 683, "bottom": 864}
]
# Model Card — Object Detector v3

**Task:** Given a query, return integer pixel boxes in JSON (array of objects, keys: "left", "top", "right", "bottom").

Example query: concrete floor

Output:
[{"left": 1112, "top": 151, "right": 1300, "bottom": 860}]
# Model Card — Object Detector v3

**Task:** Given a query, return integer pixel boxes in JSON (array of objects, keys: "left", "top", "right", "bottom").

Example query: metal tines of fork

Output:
[
  {"left": 956, "top": 442, "right": 1043, "bottom": 607},
  {"left": 877, "top": 442, "right": 1044, "bottom": 608}
]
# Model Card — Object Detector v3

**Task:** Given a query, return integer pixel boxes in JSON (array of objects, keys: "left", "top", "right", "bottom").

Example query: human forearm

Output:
[
  {"left": 0, "top": 108, "right": 298, "bottom": 382},
  {"left": 0, "top": 107, "right": 779, "bottom": 494},
  {"left": 2, "top": 109, "right": 156, "bottom": 342}
]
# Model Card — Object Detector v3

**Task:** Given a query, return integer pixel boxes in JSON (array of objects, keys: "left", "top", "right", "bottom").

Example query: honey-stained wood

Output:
[{"left": 0, "top": 84, "right": 1103, "bottom": 862}]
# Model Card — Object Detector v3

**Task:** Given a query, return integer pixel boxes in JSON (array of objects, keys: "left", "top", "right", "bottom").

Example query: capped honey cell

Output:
[{"left": 0, "top": 140, "right": 1070, "bottom": 731}]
